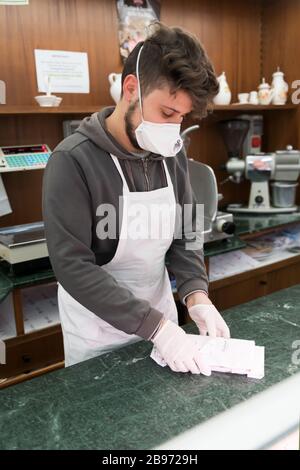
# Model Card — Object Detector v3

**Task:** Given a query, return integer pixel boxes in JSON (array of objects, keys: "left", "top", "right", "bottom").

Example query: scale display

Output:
[{"left": 0, "top": 144, "right": 51, "bottom": 172}]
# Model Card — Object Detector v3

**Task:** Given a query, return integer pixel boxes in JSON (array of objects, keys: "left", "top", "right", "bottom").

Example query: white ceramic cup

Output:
[
  {"left": 238, "top": 93, "right": 249, "bottom": 104},
  {"left": 249, "top": 91, "right": 259, "bottom": 104}
]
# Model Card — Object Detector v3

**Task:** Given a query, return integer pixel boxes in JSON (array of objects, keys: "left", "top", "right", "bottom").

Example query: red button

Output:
[{"left": 252, "top": 136, "right": 261, "bottom": 148}]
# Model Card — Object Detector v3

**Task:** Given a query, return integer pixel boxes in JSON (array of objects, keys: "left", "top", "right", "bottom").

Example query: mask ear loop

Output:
[{"left": 136, "top": 44, "right": 144, "bottom": 121}]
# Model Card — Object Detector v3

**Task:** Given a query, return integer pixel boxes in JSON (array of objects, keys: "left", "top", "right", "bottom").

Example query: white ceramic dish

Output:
[{"left": 34, "top": 95, "right": 62, "bottom": 107}]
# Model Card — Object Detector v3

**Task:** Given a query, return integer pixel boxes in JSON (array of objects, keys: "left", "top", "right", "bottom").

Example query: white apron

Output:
[{"left": 57, "top": 154, "right": 178, "bottom": 367}]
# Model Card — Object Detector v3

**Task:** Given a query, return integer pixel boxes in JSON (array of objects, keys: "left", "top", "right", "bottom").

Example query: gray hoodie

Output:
[{"left": 42, "top": 107, "right": 209, "bottom": 340}]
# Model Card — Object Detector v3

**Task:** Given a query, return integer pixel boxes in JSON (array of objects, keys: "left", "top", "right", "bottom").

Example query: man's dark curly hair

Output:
[{"left": 121, "top": 22, "right": 219, "bottom": 119}]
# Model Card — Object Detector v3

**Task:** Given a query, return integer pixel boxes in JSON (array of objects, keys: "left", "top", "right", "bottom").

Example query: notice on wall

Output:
[
  {"left": 0, "top": 0, "right": 28, "bottom": 4},
  {"left": 34, "top": 49, "right": 90, "bottom": 94}
]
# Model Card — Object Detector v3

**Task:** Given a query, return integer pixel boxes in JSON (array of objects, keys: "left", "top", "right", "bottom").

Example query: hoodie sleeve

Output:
[
  {"left": 165, "top": 152, "right": 209, "bottom": 304},
  {"left": 42, "top": 150, "right": 163, "bottom": 340}
]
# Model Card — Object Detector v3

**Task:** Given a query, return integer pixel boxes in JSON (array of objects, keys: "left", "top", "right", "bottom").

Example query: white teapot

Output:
[
  {"left": 258, "top": 78, "right": 273, "bottom": 105},
  {"left": 213, "top": 71, "right": 231, "bottom": 105},
  {"left": 271, "top": 67, "right": 289, "bottom": 105},
  {"left": 108, "top": 73, "right": 122, "bottom": 104}
]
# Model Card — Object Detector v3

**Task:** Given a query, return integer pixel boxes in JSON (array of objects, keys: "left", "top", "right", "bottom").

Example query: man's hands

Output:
[
  {"left": 151, "top": 292, "right": 229, "bottom": 375},
  {"left": 152, "top": 320, "right": 211, "bottom": 375},
  {"left": 186, "top": 291, "right": 230, "bottom": 338},
  {"left": 188, "top": 304, "right": 230, "bottom": 338}
]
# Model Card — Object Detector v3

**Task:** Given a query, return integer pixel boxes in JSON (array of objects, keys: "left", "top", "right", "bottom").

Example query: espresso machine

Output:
[
  {"left": 181, "top": 125, "right": 235, "bottom": 243},
  {"left": 219, "top": 119, "right": 300, "bottom": 214}
]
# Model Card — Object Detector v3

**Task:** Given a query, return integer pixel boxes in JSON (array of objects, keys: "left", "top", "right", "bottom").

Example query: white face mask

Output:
[{"left": 134, "top": 45, "right": 183, "bottom": 158}]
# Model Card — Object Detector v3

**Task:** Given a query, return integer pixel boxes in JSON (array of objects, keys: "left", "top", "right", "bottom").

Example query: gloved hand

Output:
[
  {"left": 152, "top": 319, "right": 211, "bottom": 375},
  {"left": 188, "top": 304, "right": 230, "bottom": 338}
]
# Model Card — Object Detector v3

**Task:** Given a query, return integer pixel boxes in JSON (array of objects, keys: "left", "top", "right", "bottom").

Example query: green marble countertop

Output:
[
  {"left": 1, "top": 284, "right": 299, "bottom": 450},
  {"left": 0, "top": 261, "right": 55, "bottom": 303},
  {"left": 233, "top": 211, "right": 300, "bottom": 236}
]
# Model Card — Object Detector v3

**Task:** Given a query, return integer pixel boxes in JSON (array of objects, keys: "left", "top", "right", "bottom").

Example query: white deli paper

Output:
[{"left": 151, "top": 335, "right": 265, "bottom": 379}]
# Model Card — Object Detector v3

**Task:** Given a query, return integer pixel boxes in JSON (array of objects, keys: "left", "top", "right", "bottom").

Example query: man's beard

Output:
[{"left": 124, "top": 99, "right": 142, "bottom": 151}]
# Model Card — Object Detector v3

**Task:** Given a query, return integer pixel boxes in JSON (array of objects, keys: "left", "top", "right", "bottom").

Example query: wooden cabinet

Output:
[
  {"left": 208, "top": 224, "right": 300, "bottom": 311},
  {"left": 210, "top": 274, "right": 269, "bottom": 311},
  {"left": 209, "top": 256, "right": 300, "bottom": 311},
  {"left": 0, "top": 280, "right": 64, "bottom": 387},
  {"left": 1, "top": 324, "right": 63, "bottom": 379}
]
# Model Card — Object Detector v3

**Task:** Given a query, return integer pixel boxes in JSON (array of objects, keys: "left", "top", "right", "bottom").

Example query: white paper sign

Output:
[
  {"left": 34, "top": 49, "right": 90, "bottom": 94},
  {"left": 0, "top": 1, "right": 28, "bottom": 4},
  {"left": 0, "top": 80, "right": 6, "bottom": 104}
]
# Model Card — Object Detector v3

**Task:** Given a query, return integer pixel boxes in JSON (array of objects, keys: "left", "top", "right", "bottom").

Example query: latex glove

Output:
[
  {"left": 152, "top": 319, "right": 211, "bottom": 375},
  {"left": 188, "top": 304, "right": 230, "bottom": 339}
]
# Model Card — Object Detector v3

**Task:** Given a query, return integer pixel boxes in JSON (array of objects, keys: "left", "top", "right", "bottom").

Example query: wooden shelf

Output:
[
  {"left": 0, "top": 103, "right": 297, "bottom": 115},
  {"left": 212, "top": 103, "right": 297, "bottom": 111},
  {"left": 0, "top": 105, "right": 105, "bottom": 115}
]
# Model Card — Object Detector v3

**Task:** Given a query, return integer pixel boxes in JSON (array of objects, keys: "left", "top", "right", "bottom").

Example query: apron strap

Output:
[
  {"left": 162, "top": 159, "right": 173, "bottom": 188},
  {"left": 110, "top": 154, "right": 130, "bottom": 193}
]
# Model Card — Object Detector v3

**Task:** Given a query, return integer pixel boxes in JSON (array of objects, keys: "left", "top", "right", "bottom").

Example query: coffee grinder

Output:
[{"left": 219, "top": 119, "right": 300, "bottom": 213}]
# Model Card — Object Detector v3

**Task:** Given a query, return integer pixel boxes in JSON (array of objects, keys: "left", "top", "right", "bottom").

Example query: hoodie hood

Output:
[{"left": 76, "top": 106, "right": 163, "bottom": 161}]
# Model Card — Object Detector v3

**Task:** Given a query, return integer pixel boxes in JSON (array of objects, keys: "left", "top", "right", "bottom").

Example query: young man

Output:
[{"left": 43, "top": 23, "right": 230, "bottom": 374}]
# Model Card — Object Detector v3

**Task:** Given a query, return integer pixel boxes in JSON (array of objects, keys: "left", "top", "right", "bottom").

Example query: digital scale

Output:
[
  {"left": 0, "top": 144, "right": 52, "bottom": 271},
  {"left": 0, "top": 144, "right": 51, "bottom": 172}
]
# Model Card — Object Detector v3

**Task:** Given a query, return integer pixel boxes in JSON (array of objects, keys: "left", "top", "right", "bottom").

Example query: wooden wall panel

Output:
[
  {"left": 162, "top": 0, "right": 262, "bottom": 207},
  {"left": 0, "top": 0, "right": 121, "bottom": 227},
  {"left": 162, "top": 0, "right": 262, "bottom": 99},
  {"left": 262, "top": 0, "right": 300, "bottom": 203},
  {"left": 0, "top": 0, "right": 121, "bottom": 106},
  {"left": 0, "top": 0, "right": 263, "bottom": 227}
]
